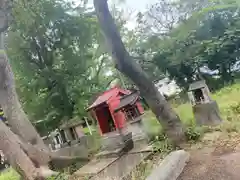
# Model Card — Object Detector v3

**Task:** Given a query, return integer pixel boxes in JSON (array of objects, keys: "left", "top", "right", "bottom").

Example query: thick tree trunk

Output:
[
  {"left": 93, "top": 0, "right": 185, "bottom": 144},
  {"left": 0, "top": 50, "right": 48, "bottom": 151},
  {"left": 0, "top": 120, "right": 42, "bottom": 180},
  {"left": 0, "top": 120, "right": 66, "bottom": 179}
]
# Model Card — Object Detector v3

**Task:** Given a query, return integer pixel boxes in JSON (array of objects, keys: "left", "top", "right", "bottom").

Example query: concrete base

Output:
[
  {"left": 122, "top": 119, "right": 147, "bottom": 142},
  {"left": 146, "top": 150, "right": 190, "bottom": 180},
  {"left": 74, "top": 157, "right": 119, "bottom": 178},
  {"left": 73, "top": 143, "right": 153, "bottom": 179},
  {"left": 193, "top": 101, "right": 222, "bottom": 126},
  {"left": 101, "top": 131, "right": 133, "bottom": 152},
  {"left": 53, "top": 143, "right": 89, "bottom": 158},
  {"left": 91, "top": 152, "right": 151, "bottom": 180},
  {"left": 96, "top": 139, "right": 133, "bottom": 159}
]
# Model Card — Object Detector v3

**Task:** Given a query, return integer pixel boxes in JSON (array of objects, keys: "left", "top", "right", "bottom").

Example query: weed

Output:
[
  {"left": 151, "top": 135, "right": 174, "bottom": 153},
  {"left": 230, "top": 102, "right": 240, "bottom": 114},
  {"left": 185, "top": 126, "right": 202, "bottom": 142},
  {"left": 0, "top": 169, "right": 19, "bottom": 180},
  {"left": 47, "top": 173, "right": 69, "bottom": 180}
]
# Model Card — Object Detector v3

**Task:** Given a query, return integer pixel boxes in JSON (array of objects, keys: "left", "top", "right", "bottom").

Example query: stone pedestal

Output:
[
  {"left": 101, "top": 131, "right": 132, "bottom": 151},
  {"left": 97, "top": 131, "right": 133, "bottom": 158},
  {"left": 193, "top": 100, "right": 222, "bottom": 126},
  {"left": 122, "top": 118, "right": 147, "bottom": 142},
  {"left": 98, "top": 117, "right": 147, "bottom": 158}
]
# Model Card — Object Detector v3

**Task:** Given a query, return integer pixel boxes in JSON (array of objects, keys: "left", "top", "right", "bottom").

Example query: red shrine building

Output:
[{"left": 87, "top": 87, "right": 145, "bottom": 142}]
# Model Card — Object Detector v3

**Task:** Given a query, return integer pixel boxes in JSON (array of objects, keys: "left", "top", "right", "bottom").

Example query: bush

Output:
[
  {"left": 151, "top": 135, "right": 174, "bottom": 153},
  {"left": 230, "top": 102, "right": 240, "bottom": 114},
  {"left": 185, "top": 126, "right": 202, "bottom": 142}
]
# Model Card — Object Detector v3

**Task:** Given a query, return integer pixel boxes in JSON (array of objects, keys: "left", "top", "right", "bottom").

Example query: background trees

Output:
[
  {"left": 138, "top": 0, "right": 240, "bottom": 90},
  {"left": 7, "top": 0, "right": 117, "bottom": 134}
]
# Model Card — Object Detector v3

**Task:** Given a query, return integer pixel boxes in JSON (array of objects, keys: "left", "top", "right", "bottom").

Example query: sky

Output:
[
  {"left": 80, "top": 0, "right": 158, "bottom": 28},
  {"left": 85, "top": 0, "right": 158, "bottom": 12},
  {"left": 123, "top": 0, "right": 158, "bottom": 12},
  {"left": 117, "top": 0, "right": 158, "bottom": 29}
]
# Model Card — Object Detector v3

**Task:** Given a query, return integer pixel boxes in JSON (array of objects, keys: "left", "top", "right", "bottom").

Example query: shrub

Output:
[
  {"left": 47, "top": 173, "right": 69, "bottom": 180},
  {"left": 185, "top": 126, "right": 202, "bottom": 142},
  {"left": 230, "top": 102, "right": 240, "bottom": 114},
  {"left": 151, "top": 135, "right": 174, "bottom": 153}
]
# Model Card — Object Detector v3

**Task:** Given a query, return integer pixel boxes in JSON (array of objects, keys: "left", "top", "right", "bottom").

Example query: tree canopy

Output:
[
  {"left": 137, "top": 0, "right": 240, "bottom": 90},
  {"left": 7, "top": 0, "right": 116, "bottom": 134}
]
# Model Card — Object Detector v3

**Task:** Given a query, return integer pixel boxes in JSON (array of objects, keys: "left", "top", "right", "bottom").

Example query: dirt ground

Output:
[{"left": 178, "top": 132, "right": 240, "bottom": 180}]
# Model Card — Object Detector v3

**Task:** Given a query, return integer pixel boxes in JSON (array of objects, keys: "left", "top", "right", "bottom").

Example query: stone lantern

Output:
[{"left": 188, "top": 80, "right": 222, "bottom": 125}]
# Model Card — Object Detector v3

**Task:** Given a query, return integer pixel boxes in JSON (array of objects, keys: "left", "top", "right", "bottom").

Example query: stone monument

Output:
[{"left": 188, "top": 80, "right": 222, "bottom": 125}]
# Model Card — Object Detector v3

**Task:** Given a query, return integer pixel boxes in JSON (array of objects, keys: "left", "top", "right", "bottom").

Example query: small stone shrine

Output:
[
  {"left": 48, "top": 118, "right": 88, "bottom": 150},
  {"left": 188, "top": 80, "right": 222, "bottom": 125}
]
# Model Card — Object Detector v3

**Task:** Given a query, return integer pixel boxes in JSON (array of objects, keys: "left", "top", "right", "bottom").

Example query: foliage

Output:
[
  {"left": 47, "top": 173, "right": 69, "bottom": 180},
  {"left": 7, "top": 0, "right": 116, "bottom": 133},
  {"left": 0, "top": 169, "right": 19, "bottom": 180},
  {"left": 151, "top": 135, "right": 174, "bottom": 153},
  {"left": 136, "top": 0, "right": 240, "bottom": 90},
  {"left": 185, "top": 127, "right": 202, "bottom": 141}
]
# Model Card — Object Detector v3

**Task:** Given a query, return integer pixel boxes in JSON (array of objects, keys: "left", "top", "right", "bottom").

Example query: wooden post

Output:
[{"left": 84, "top": 117, "right": 92, "bottom": 135}]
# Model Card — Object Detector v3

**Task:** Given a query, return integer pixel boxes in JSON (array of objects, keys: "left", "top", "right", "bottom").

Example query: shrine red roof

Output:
[{"left": 87, "top": 87, "right": 130, "bottom": 110}]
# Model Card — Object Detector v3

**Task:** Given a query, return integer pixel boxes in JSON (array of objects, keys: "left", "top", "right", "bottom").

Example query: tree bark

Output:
[
  {"left": 93, "top": 0, "right": 185, "bottom": 144},
  {"left": 0, "top": 120, "right": 43, "bottom": 180},
  {"left": 0, "top": 50, "right": 48, "bottom": 151}
]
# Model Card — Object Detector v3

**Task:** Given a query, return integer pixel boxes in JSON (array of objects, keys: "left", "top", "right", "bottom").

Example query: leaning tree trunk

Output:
[
  {"left": 0, "top": 46, "right": 48, "bottom": 151},
  {"left": 0, "top": 120, "right": 43, "bottom": 180},
  {"left": 93, "top": 0, "right": 185, "bottom": 144}
]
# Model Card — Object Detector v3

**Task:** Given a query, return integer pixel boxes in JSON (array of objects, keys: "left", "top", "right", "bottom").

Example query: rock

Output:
[
  {"left": 146, "top": 150, "right": 190, "bottom": 180},
  {"left": 193, "top": 101, "right": 222, "bottom": 126}
]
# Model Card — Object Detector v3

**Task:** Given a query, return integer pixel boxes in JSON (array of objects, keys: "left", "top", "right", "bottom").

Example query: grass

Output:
[
  {"left": 0, "top": 169, "right": 70, "bottom": 180},
  {"left": 143, "top": 83, "right": 240, "bottom": 136},
  {"left": 0, "top": 169, "right": 19, "bottom": 180}
]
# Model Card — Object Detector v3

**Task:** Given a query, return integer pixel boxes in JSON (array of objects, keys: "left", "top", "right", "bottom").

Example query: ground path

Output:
[{"left": 178, "top": 132, "right": 240, "bottom": 180}]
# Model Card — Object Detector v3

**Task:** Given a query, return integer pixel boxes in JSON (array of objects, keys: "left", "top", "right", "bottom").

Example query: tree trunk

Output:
[
  {"left": 0, "top": 120, "right": 43, "bottom": 180},
  {"left": 0, "top": 50, "right": 48, "bottom": 151},
  {"left": 93, "top": 0, "right": 185, "bottom": 144}
]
